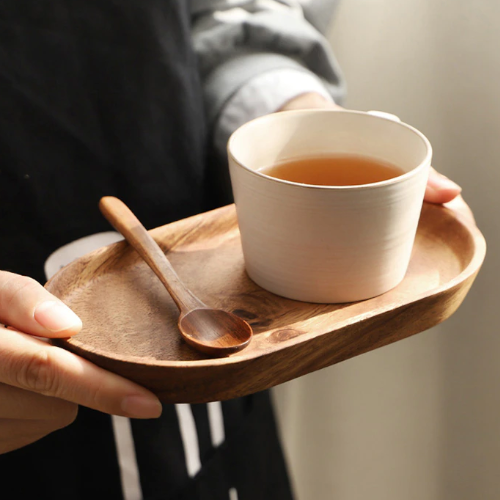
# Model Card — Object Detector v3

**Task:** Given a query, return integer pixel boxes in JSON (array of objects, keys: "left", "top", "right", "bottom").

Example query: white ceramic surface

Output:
[{"left": 227, "top": 109, "right": 432, "bottom": 303}]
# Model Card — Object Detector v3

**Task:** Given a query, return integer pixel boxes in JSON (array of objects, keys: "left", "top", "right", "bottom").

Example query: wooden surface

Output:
[
  {"left": 98, "top": 196, "right": 252, "bottom": 356},
  {"left": 47, "top": 202, "right": 486, "bottom": 403}
]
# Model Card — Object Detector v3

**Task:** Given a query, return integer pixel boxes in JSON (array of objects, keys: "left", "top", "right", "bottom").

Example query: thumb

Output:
[
  {"left": 0, "top": 271, "right": 82, "bottom": 338},
  {"left": 424, "top": 167, "right": 462, "bottom": 204}
]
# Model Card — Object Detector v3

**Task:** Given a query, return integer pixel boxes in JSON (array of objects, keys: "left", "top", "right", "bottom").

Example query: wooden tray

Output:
[{"left": 47, "top": 203, "right": 486, "bottom": 403}]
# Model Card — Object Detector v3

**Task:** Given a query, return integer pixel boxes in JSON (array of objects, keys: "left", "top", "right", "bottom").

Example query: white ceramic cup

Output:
[{"left": 227, "top": 109, "right": 432, "bottom": 303}]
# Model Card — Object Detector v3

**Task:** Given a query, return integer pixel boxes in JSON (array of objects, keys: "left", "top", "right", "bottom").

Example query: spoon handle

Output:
[{"left": 99, "top": 196, "right": 205, "bottom": 314}]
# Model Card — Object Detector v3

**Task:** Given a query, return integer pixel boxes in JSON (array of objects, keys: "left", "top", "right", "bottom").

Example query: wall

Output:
[{"left": 273, "top": 1, "right": 500, "bottom": 499}]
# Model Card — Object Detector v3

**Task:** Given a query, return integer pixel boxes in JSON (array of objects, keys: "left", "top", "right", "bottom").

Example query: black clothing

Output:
[{"left": 0, "top": 2, "right": 293, "bottom": 499}]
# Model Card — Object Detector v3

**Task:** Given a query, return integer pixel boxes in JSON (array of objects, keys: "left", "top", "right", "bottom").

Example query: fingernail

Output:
[
  {"left": 122, "top": 395, "right": 163, "bottom": 419},
  {"left": 430, "top": 175, "right": 462, "bottom": 192},
  {"left": 34, "top": 301, "right": 83, "bottom": 333},
  {"left": 440, "top": 178, "right": 462, "bottom": 191}
]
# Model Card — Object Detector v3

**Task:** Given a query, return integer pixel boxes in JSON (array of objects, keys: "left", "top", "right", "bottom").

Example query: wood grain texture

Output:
[
  {"left": 98, "top": 196, "right": 206, "bottom": 314},
  {"left": 98, "top": 196, "right": 252, "bottom": 356},
  {"left": 47, "top": 202, "right": 486, "bottom": 403}
]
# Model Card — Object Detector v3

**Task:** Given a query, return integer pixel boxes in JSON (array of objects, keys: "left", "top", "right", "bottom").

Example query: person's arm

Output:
[
  {"left": 191, "top": 0, "right": 467, "bottom": 209},
  {"left": 191, "top": 0, "right": 345, "bottom": 155}
]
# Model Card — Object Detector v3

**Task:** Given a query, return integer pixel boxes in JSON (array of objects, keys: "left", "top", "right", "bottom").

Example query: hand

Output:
[
  {"left": 423, "top": 168, "right": 474, "bottom": 225},
  {"left": 279, "top": 93, "right": 472, "bottom": 220},
  {"left": 0, "top": 271, "right": 162, "bottom": 454},
  {"left": 278, "top": 92, "right": 344, "bottom": 112}
]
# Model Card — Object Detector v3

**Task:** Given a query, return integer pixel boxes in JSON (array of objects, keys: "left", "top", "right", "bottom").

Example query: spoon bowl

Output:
[
  {"left": 99, "top": 196, "right": 252, "bottom": 356},
  {"left": 179, "top": 309, "right": 253, "bottom": 356}
]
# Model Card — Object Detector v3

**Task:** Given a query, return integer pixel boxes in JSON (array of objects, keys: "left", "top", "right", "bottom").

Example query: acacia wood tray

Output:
[{"left": 47, "top": 203, "right": 486, "bottom": 403}]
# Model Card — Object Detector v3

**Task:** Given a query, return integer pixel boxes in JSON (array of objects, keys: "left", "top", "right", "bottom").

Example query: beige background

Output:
[{"left": 273, "top": 0, "right": 500, "bottom": 499}]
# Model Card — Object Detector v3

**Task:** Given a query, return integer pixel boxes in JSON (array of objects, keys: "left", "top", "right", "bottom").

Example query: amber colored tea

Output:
[{"left": 260, "top": 155, "right": 404, "bottom": 186}]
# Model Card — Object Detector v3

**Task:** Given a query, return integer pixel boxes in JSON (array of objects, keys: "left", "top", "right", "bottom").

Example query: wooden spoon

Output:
[{"left": 99, "top": 196, "right": 252, "bottom": 356}]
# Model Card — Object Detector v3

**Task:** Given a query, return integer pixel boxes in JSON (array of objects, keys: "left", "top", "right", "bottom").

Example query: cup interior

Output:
[{"left": 228, "top": 110, "right": 431, "bottom": 183}]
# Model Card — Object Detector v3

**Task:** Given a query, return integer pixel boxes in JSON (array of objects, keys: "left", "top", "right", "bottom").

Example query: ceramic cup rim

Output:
[{"left": 227, "top": 109, "right": 433, "bottom": 191}]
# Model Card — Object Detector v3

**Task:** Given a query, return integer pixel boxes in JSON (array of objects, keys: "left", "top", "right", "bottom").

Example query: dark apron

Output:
[
  {"left": 0, "top": 0, "right": 207, "bottom": 282},
  {"left": 0, "top": 1, "right": 293, "bottom": 498}
]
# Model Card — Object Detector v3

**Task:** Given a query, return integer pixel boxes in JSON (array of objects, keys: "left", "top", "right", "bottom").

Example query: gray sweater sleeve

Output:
[{"left": 190, "top": 0, "right": 346, "bottom": 128}]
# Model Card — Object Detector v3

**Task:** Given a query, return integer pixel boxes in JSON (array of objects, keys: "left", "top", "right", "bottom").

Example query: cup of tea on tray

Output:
[{"left": 227, "top": 109, "right": 432, "bottom": 303}]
